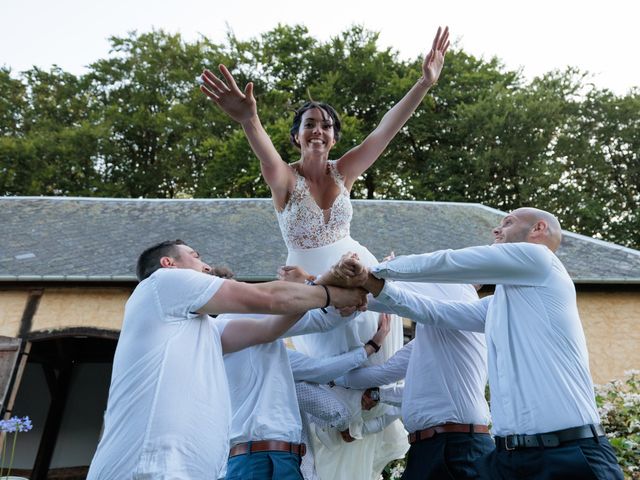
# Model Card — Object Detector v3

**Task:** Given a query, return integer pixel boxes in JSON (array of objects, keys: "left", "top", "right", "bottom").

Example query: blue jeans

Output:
[
  {"left": 475, "top": 436, "right": 624, "bottom": 479},
  {"left": 401, "top": 432, "right": 495, "bottom": 479},
  {"left": 226, "top": 451, "right": 303, "bottom": 480}
]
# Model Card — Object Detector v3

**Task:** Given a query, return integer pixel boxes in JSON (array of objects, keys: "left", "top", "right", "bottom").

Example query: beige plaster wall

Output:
[
  {"left": 578, "top": 291, "right": 640, "bottom": 385},
  {"left": 0, "top": 291, "right": 29, "bottom": 337},
  {"left": 30, "top": 288, "right": 131, "bottom": 333}
]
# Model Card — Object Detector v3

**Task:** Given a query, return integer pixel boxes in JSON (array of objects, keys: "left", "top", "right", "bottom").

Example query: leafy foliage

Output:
[
  {"left": 596, "top": 371, "right": 640, "bottom": 479},
  {"left": 2, "top": 26, "right": 639, "bottom": 248}
]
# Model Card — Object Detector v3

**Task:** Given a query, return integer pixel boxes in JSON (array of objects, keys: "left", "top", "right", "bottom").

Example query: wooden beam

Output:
[
  {"left": 31, "top": 358, "right": 73, "bottom": 480},
  {"left": 19, "top": 289, "right": 43, "bottom": 337}
]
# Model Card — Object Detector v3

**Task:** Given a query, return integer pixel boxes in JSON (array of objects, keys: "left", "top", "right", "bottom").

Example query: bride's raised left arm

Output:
[{"left": 337, "top": 26, "right": 449, "bottom": 189}]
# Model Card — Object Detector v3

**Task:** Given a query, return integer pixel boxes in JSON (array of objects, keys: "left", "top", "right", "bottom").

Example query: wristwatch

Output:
[
  {"left": 366, "top": 340, "right": 381, "bottom": 352},
  {"left": 369, "top": 388, "right": 380, "bottom": 402}
]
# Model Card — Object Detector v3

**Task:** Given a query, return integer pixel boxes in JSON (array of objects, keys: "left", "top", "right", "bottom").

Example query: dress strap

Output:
[{"left": 326, "top": 160, "right": 346, "bottom": 189}]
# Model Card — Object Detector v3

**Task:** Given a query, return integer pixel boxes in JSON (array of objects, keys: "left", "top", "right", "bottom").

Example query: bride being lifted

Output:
[{"left": 200, "top": 26, "right": 449, "bottom": 480}]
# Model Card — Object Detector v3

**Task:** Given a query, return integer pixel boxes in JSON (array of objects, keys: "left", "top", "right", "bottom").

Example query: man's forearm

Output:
[
  {"left": 264, "top": 281, "right": 362, "bottom": 313},
  {"left": 267, "top": 282, "right": 330, "bottom": 312},
  {"left": 267, "top": 312, "right": 306, "bottom": 341},
  {"left": 221, "top": 312, "right": 303, "bottom": 354}
]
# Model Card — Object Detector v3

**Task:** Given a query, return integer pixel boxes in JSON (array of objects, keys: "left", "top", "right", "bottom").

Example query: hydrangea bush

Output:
[{"left": 380, "top": 370, "right": 640, "bottom": 480}]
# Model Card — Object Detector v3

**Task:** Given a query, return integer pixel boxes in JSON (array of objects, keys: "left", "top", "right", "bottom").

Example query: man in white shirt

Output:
[
  {"left": 332, "top": 208, "right": 623, "bottom": 479},
  {"left": 87, "top": 239, "right": 365, "bottom": 480},
  {"left": 220, "top": 311, "right": 389, "bottom": 480},
  {"left": 336, "top": 282, "right": 494, "bottom": 480}
]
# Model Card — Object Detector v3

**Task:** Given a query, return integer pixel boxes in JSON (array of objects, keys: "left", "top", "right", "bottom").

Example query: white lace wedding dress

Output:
[{"left": 276, "top": 161, "right": 408, "bottom": 480}]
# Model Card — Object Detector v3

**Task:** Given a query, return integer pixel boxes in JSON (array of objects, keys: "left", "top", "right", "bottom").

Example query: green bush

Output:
[
  {"left": 596, "top": 370, "right": 640, "bottom": 479},
  {"left": 381, "top": 458, "right": 405, "bottom": 479}
]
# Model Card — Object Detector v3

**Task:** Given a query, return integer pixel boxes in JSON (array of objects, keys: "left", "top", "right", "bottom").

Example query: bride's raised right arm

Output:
[{"left": 200, "top": 64, "right": 292, "bottom": 206}]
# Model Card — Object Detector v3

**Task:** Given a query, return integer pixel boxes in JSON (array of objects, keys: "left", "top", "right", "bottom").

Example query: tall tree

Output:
[
  {"left": 1, "top": 26, "right": 638, "bottom": 248},
  {"left": 0, "top": 67, "right": 102, "bottom": 195},
  {"left": 86, "top": 30, "right": 229, "bottom": 197}
]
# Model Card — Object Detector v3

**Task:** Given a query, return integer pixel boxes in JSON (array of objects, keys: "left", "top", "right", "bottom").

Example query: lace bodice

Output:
[{"left": 276, "top": 161, "right": 352, "bottom": 250}]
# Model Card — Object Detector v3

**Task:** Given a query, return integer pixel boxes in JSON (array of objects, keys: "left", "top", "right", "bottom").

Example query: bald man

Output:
[{"left": 331, "top": 208, "right": 622, "bottom": 479}]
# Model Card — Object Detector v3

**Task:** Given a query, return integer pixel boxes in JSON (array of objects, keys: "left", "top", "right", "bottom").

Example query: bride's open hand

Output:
[
  {"left": 200, "top": 64, "right": 257, "bottom": 123},
  {"left": 421, "top": 26, "right": 450, "bottom": 88}
]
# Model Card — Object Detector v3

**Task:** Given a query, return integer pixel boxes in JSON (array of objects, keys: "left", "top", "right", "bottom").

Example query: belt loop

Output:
[
  {"left": 247, "top": 440, "right": 252, "bottom": 456},
  {"left": 469, "top": 424, "right": 474, "bottom": 435},
  {"left": 536, "top": 434, "right": 544, "bottom": 450},
  {"left": 289, "top": 442, "right": 293, "bottom": 454},
  {"left": 589, "top": 424, "right": 600, "bottom": 444}
]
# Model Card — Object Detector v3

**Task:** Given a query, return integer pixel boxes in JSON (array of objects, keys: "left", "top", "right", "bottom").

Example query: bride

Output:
[{"left": 201, "top": 26, "right": 449, "bottom": 480}]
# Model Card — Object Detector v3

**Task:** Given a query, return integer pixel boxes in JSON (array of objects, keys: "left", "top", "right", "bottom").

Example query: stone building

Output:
[{"left": 1, "top": 197, "right": 639, "bottom": 479}]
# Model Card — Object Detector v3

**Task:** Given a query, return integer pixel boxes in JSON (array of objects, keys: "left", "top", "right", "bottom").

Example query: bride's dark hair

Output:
[{"left": 289, "top": 101, "right": 342, "bottom": 148}]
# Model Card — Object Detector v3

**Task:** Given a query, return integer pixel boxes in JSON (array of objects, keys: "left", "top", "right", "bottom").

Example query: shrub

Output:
[{"left": 596, "top": 370, "right": 640, "bottom": 479}]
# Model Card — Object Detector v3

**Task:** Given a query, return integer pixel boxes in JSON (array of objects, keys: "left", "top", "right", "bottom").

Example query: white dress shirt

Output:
[
  {"left": 340, "top": 282, "right": 490, "bottom": 433},
  {"left": 336, "top": 340, "right": 413, "bottom": 389},
  {"left": 288, "top": 347, "right": 367, "bottom": 383},
  {"left": 335, "top": 340, "right": 408, "bottom": 407},
  {"left": 372, "top": 243, "right": 601, "bottom": 436},
  {"left": 219, "top": 309, "right": 359, "bottom": 445}
]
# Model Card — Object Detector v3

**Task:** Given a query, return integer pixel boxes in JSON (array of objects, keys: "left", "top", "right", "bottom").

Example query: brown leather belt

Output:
[
  {"left": 409, "top": 423, "right": 490, "bottom": 444},
  {"left": 229, "top": 440, "right": 307, "bottom": 458}
]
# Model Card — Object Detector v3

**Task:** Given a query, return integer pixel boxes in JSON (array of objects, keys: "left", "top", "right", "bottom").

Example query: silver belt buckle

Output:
[{"left": 505, "top": 436, "right": 517, "bottom": 451}]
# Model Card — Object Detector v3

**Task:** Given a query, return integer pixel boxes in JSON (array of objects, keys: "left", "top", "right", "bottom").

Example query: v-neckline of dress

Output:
[{"left": 295, "top": 164, "right": 344, "bottom": 224}]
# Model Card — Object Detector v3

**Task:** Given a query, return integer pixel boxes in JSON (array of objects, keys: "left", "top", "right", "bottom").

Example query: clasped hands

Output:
[
  {"left": 278, "top": 253, "right": 372, "bottom": 315},
  {"left": 325, "top": 252, "right": 370, "bottom": 289},
  {"left": 277, "top": 252, "right": 368, "bottom": 288}
]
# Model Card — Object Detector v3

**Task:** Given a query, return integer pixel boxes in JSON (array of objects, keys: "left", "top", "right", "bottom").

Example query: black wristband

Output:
[
  {"left": 308, "top": 280, "right": 329, "bottom": 313},
  {"left": 366, "top": 339, "right": 381, "bottom": 353},
  {"left": 320, "top": 284, "right": 330, "bottom": 313}
]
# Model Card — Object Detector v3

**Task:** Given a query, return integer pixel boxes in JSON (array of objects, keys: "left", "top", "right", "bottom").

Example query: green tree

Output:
[
  {"left": 1, "top": 25, "right": 638, "bottom": 248},
  {"left": 0, "top": 67, "right": 102, "bottom": 195},
  {"left": 85, "top": 30, "right": 230, "bottom": 198},
  {"left": 0, "top": 68, "right": 29, "bottom": 194},
  {"left": 0, "top": 67, "right": 27, "bottom": 136},
  {"left": 548, "top": 86, "right": 640, "bottom": 248}
]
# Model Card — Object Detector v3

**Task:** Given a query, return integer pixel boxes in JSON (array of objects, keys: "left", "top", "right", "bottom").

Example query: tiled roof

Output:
[{"left": 1, "top": 197, "right": 639, "bottom": 283}]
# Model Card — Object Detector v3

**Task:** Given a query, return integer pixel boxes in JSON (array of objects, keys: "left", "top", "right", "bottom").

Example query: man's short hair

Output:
[{"left": 136, "top": 239, "right": 185, "bottom": 281}]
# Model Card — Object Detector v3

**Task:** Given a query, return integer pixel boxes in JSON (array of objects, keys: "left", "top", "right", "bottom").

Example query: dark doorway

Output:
[{"left": 6, "top": 332, "right": 117, "bottom": 480}]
